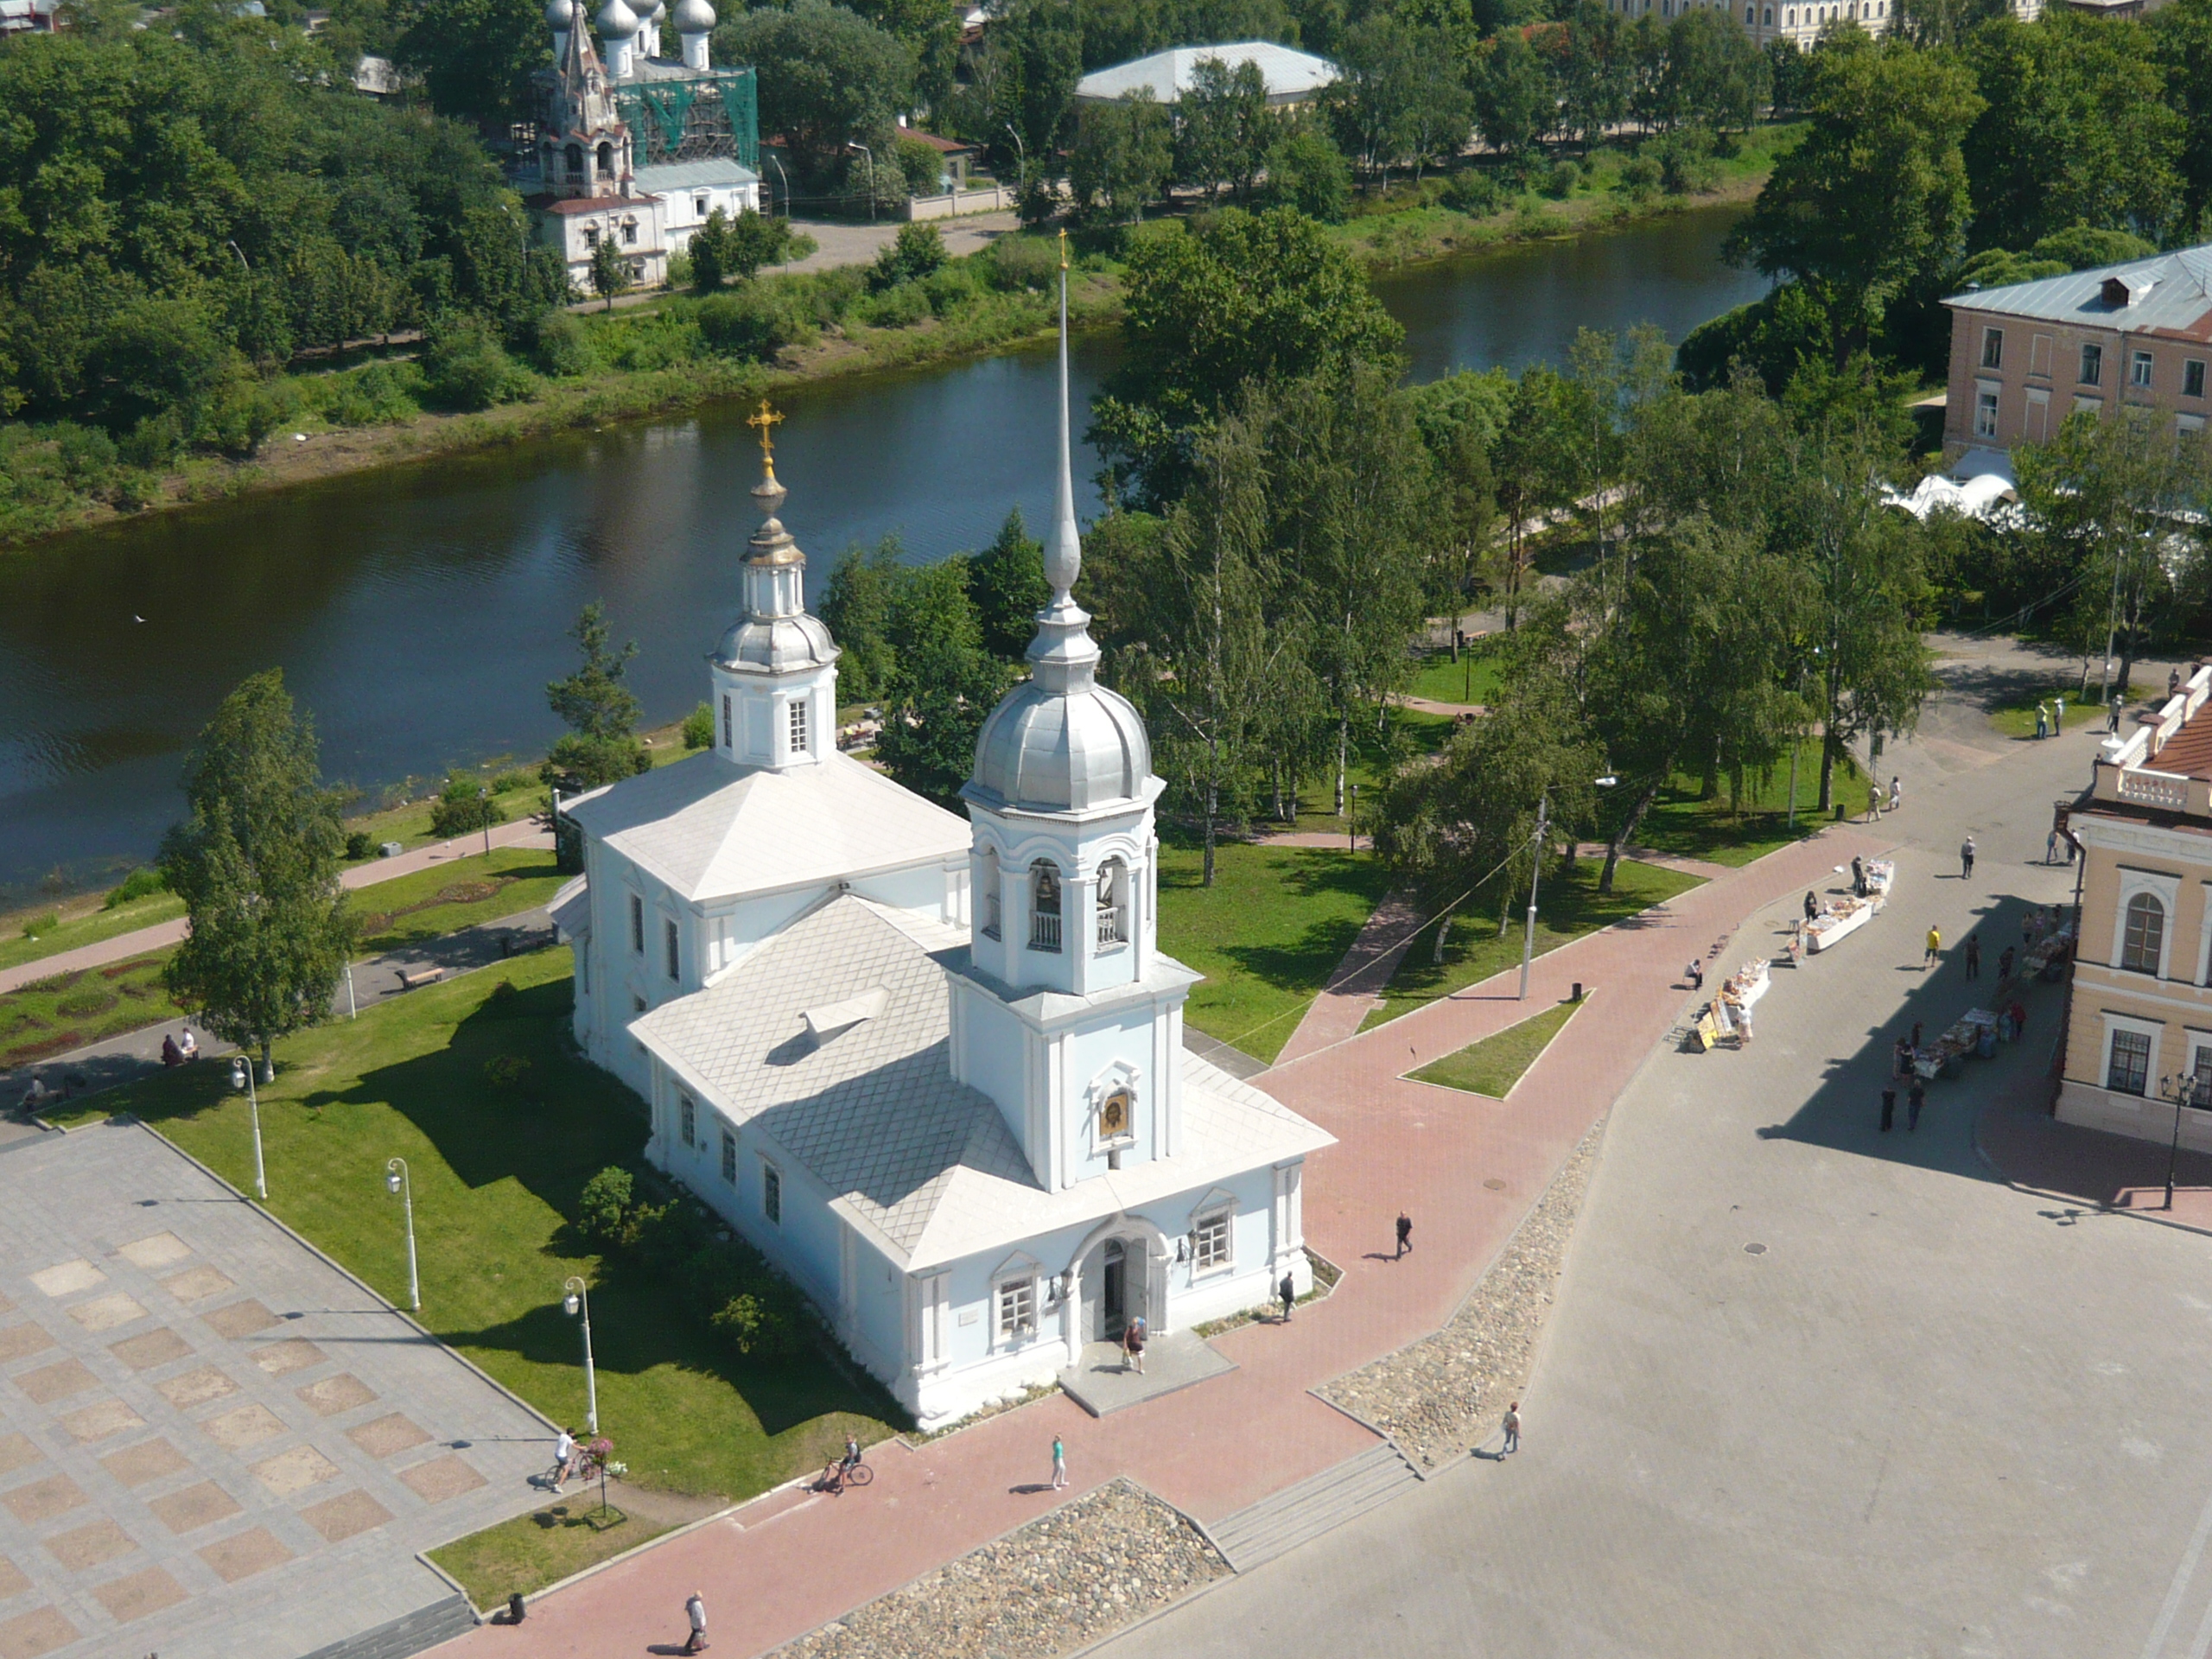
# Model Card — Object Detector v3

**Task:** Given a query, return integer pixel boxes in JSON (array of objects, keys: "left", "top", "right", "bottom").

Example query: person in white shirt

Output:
[
  {"left": 550, "top": 1428, "right": 575, "bottom": 1491},
  {"left": 683, "top": 1591, "right": 709, "bottom": 1653}
]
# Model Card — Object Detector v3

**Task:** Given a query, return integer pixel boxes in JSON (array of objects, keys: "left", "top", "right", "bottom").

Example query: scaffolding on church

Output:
[{"left": 613, "top": 66, "right": 759, "bottom": 171}]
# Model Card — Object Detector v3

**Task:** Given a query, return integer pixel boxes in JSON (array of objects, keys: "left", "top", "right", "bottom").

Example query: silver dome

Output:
[
  {"left": 596, "top": 0, "right": 639, "bottom": 36},
  {"left": 545, "top": 0, "right": 577, "bottom": 26},
  {"left": 673, "top": 0, "right": 715, "bottom": 30},
  {"left": 715, "top": 611, "right": 836, "bottom": 675},
  {"left": 969, "top": 679, "right": 1149, "bottom": 813}
]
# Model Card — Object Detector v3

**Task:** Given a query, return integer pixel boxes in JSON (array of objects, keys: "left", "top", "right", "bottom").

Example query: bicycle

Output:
[{"left": 818, "top": 1456, "right": 873, "bottom": 1493}]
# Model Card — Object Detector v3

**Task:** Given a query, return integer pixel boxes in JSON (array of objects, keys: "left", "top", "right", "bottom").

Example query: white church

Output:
[{"left": 550, "top": 269, "right": 1330, "bottom": 1427}]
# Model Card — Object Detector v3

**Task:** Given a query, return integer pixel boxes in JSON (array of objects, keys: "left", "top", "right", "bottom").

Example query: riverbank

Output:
[{"left": 0, "top": 134, "right": 1793, "bottom": 550}]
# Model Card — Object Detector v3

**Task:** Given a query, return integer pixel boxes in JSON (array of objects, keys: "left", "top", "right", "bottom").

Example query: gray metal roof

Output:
[
  {"left": 1074, "top": 41, "right": 1338, "bottom": 104},
  {"left": 1945, "top": 245, "right": 2212, "bottom": 337},
  {"left": 633, "top": 157, "right": 760, "bottom": 191}
]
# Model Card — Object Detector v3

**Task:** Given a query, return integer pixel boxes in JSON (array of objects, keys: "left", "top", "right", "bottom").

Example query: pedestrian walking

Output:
[
  {"left": 683, "top": 1592, "right": 708, "bottom": 1655},
  {"left": 1395, "top": 1211, "right": 1413, "bottom": 1258},
  {"left": 1279, "top": 1272, "right": 1295, "bottom": 1322},
  {"left": 1961, "top": 836, "right": 1975, "bottom": 880},
  {"left": 550, "top": 1427, "right": 575, "bottom": 1491},
  {"left": 1907, "top": 1077, "right": 1926, "bottom": 1130},
  {"left": 1880, "top": 1085, "right": 1897, "bottom": 1132},
  {"left": 1923, "top": 925, "right": 1942, "bottom": 970},
  {"left": 2046, "top": 829, "right": 2059, "bottom": 864},
  {"left": 1889, "top": 776, "right": 1903, "bottom": 812},
  {"left": 1502, "top": 1402, "right": 1521, "bottom": 1455},
  {"left": 2108, "top": 699, "right": 2123, "bottom": 734},
  {"left": 1965, "top": 934, "right": 1980, "bottom": 980},
  {"left": 2055, "top": 695, "right": 2066, "bottom": 734},
  {"left": 1852, "top": 855, "right": 1866, "bottom": 896},
  {"left": 1123, "top": 1316, "right": 1146, "bottom": 1375},
  {"left": 1868, "top": 781, "right": 1882, "bottom": 821},
  {"left": 1051, "top": 1435, "right": 1067, "bottom": 1490},
  {"left": 2035, "top": 702, "right": 2048, "bottom": 740}
]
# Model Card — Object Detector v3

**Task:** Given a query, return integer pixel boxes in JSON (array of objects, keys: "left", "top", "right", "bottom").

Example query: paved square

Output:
[{"left": 0, "top": 1120, "right": 550, "bottom": 1659}]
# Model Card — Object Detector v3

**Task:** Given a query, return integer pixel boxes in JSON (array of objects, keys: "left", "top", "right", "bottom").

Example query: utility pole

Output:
[{"left": 1519, "top": 792, "right": 1549, "bottom": 1001}]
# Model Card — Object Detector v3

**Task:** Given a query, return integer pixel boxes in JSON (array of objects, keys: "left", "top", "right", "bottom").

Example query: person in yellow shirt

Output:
[{"left": 1923, "top": 925, "right": 1942, "bottom": 971}]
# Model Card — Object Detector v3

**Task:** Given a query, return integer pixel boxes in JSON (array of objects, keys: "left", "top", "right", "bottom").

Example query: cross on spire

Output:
[{"left": 746, "top": 398, "right": 785, "bottom": 482}]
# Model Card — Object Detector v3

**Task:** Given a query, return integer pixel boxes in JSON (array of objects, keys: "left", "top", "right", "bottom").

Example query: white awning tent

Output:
[{"left": 1881, "top": 448, "right": 2022, "bottom": 525}]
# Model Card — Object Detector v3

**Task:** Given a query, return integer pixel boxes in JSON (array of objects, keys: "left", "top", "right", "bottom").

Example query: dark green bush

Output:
[
  {"left": 1442, "top": 169, "right": 1500, "bottom": 216},
  {"left": 1616, "top": 154, "right": 1661, "bottom": 200},
  {"left": 344, "top": 831, "right": 374, "bottom": 861},
  {"left": 421, "top": 314, "right": 533, "bottom": 411},
  {"left": 983, "top": 235, "right": 1058, "bottom": 292},
  {"left": 1263, "top": 130, "right": 1352, "bottom": 223},
  {"left": 920, "top": 262, "right": 982, "bottom": 315},
  {"left": 1652, "top": 126, "right": 1719, "bottom": 195},
  {"left": 683, "top": 702, "right": 714, "bottom": 749},
  {"left": 577, "top": 1166, "right": 634, "bottom": 1245},
  {"left": 54, "top": 423, "right": 117, "bottom": 486},
  {"left": 871, "top": 222, "right": 948, "bottom": 291},
  {"left": 894, "top": 135, "right": 944, "bottom": 196},
  {"left": 535, "top": 309, "right": 598, "bottom": 377},
  {"left": 483, "top": 1054, "right": 531, "bottom": 1090},
  {"left": 853, "top": 280, "right": 931, "bottom": 328},
  {"left": 571, "top": 1164, "right": 806, "bottom": 1356},
  {"left": 428, "top": 774, "right": 499, "bottom": 837},
  {"left": 103, "top": 868, "right": 166, "bottom": 908},
  {"left": 327, "top": 361, "right": 422, "bottom": 426},
  {"left": 1542, "top": 160, "right": 1580, "bottom": 200},
  {"left": 696, "top": 286, "right": 817, "bottom": 360}
]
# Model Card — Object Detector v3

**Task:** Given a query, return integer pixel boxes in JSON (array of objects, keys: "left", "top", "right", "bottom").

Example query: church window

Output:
[
  {"left": 1193, "top": 1210, "right": 1231, "bottom": 1273},
  {"left": 596, "top": 140, "right": 614, "bottom": 177},
  {"left": 721, "top": 1128, "right": 737, "bottom": 1184},
  {"left": 629, "top": 893, "right": 644, "bottom": 954},
  {"left": 721, "top": 694, "right": 732, "bottom": 749},
  {"left": 980, "top": 847, "right": 1001, "bottom": 938},
  {"left": 761, "top": 1160, "right": 781, "bottom": 1224},
  {"left": 1029, "top": 861, "right": 1063, "bottom": 951},
  {"left": 2123, "top": 893, "right": 2165, "bottom": 975},
  {"left": 788, "top": 699, "right": 809, "bottom": 756},
  {"left": 995, "top": 1276, "right": 1035, "bottom": 1340},
  {"left": 621, "top": 217, "right": 639, "bottom": 245},
  {"left": 679, "top": 1095, "right": 696, "bottom": 1147},
  {"left": 696, "top": 194, "right": 710, "bottom": 217},
  {"left": 582, "top": 225, "right": 600, "bottom": 249},
  {"left": 565, "top": 143, "right": 585, "bottom": 181},
  {"left": 1096, "top": 858, "right": 1128, "bottom": 948},
  {"left": 664, "top": 917, "right": 680, "bottom": 981}
]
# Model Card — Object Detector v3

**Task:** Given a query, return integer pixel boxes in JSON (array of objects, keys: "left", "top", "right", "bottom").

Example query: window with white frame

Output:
[
  {"left": 629, "top": 893, "right": 645, "bottom": 954},
  {"left": 2190, "top": 359, "right": 2207, "bottom": 399},
  {"left": 995, "top": 1276, "right": 1035, "bottom": 1340},
  {"left": 2133, "top": 351, "right": 2155, "bottom": 389},
  {"left": 761, "top": 1160, "right": 781, "bottom": 1224},
  {"left": 721, "top": 1128, "right": 737, "bottom": 1184},
  {"left": 1975, "top": 389, "right": 1999, "bottom": 439},
  {"left": 788, "top": 698, "right": 809, "bottom": 756},
  {"left": 695, "top": 194, "right": 709, "bottom": 217},
  {"left": 2108, "top": 1026, "right": 2152, "bottom": 1096},
  {"left": 1193, "top": 1211, "right": 1231, "bottom": 1273},
  {"left": 664, "top": 917, "right": 680, "bottom": 981},
  {"left": 2082, "top": 342, "right": 2103, "bottom": 385},
  {"left": 2122, "top": 892, "right": 2166, "bottom": 975},
  {"left": 1980, "top": 327, "right": 2003, "bottom": 371},
  {"left": 679, "top": 1095, "right": 696, "bottom": 1147}
]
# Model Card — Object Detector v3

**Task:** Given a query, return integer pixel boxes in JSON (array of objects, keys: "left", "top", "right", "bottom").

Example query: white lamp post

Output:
[
  {"left": 385, "top": 1158, "right": 420, "bottom": 1312},
  {"left": 228, "top": 1057, "right": 268, "bottom": 1200},
  {"left": 1521, "top": 777, "right": 1618, "bottom": 1001},
  {"left": 563, "top": 1277, "right": 599, "bottom": 1434}
]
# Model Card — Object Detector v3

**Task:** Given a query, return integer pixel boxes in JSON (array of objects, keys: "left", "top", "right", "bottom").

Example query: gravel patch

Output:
[
  {"left": 770, "top": 1478, "right": 1229, "bottom": 1659},
  {"left": 1320, "top": 1117, "right": 1605, "bottom": 1471}
]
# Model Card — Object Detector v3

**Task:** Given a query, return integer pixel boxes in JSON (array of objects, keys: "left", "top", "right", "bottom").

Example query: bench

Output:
[{"left": 395, "top": 966, "right": 445, "bottom": 991}]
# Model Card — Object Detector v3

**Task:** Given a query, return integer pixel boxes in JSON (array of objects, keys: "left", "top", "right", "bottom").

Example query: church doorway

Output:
[
  {"left": 1088, "top": 1236, "right": 1149, "bottom": 1342},
  {"left": 1101, "top": 1239, "right": 1126, "bottom": 1338}
]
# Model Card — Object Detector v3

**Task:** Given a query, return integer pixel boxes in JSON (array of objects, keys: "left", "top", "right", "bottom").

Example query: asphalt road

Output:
[{"left": 1097, "top": 645, "right": 2211, "bottom": 1656}]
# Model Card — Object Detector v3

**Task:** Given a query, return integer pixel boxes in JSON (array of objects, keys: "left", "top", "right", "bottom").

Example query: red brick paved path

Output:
[{"left": 435, "top": 823, "right": 1892, "bottom": 1659}]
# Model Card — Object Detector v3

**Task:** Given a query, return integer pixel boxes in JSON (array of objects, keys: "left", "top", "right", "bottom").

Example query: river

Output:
[{"left": 0, "top": 204, "right": 1767, "bottom": 904}]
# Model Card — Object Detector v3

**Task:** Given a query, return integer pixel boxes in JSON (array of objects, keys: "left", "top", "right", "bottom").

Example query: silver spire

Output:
[{"left": 1027, "top": 231, "right": 1098, "bottom": 692}]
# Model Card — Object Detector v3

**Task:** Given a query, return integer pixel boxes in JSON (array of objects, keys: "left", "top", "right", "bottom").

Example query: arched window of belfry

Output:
[
  {"left": 596, "top": 141, "right": 615, "bottom": 178},
  {"left": 565, "top": 143, "right": 585, "bottom": 181},
  {"left": 1096, "top": 858, "right": 1128, "bottom": 948},
  {"left": 980, "top": 847, "right": 1001, "bottom": 939},
  {"left": 1029, "top": 861, "right": 1062, "bottom": 952}
]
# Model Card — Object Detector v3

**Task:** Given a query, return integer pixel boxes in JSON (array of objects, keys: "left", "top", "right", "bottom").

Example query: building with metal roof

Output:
[{"left": 1073, "top": 41, "right": 1338, "bottom": 105}]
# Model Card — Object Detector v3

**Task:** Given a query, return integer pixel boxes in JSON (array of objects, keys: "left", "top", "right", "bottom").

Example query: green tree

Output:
[
  {"left": 690, "top": 208, "right": 807, "bottom": 292},
  {"left": 819, "top": 537, "right": 906, "bottom": 702},
  {"left": 871, "top": 222, "right": 949, "bottom": 289},
  {"left": 717, "top": 0, "right": 917, "bottom": 181},
  {"left": 1090, "top": 207, "right": 1406, "bottom": 507},
  {"left": 429, "top": 774, "right": 502, "bottom": 838},
  {"left": 1262, "top": 126, "right": 1353, "bottom": 222},
  {"left": 589, "top": 238, "right": 631, "bottom": 311},
  {"left": 1472, "top": 28, "right": 1554, "bottom": 157},
  {"left": 1963, "top": 14, "right": 2182, "bottom": 255},
  {"left": 1069, "top": 91, "right": 1175, "bottom": 226},
  {"left": 1555, "top": 3, "right": 1629, "bottom": 151},
  {"left": 542, "top": 601, "right": 650, "bottom": 792},
  {"left": 2152, "top": 0, "right": 2212, "bottom": 230},
  {"left": 1728, "top": 36, "right": 1982, "bottom": 359},
  {"left": 968, "top": 508, "right": 1051, "bottom": 660},
  {"left": 873, "top": 560, "right": 1004, "bottom": 804},
  {"left": 1177, "top": 56, "right": 1274, "bottom": 200},
  {"left": 391, "top": 0, "right": 542, "bottom": 124},
  {"left": 159, "top": 671, "right": 353, "bottom": 1081}
]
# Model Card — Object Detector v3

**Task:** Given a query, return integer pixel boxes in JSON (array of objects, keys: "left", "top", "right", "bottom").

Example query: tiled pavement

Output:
[{"left": 0, "top": 1120, "right": 550, "bottom": 1659}]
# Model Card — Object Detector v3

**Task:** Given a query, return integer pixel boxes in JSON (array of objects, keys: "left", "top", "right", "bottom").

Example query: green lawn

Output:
[
  {"left": 431, "top": 1502, "right": 675, "bottom": 1606},
  {"left": 1361, "top": 857, "right": 1701, "bottom": 1031},
  {"left": 1408, "top": 997, "right": 1582, "bottom": 1097},
  {"left": 54, "top": 950, "right": 892, "bottom": 1503},
  {"left": 1986, "top": 683, "right": 2126, "bottom": 740},
  {"left": 1402, "top": 647, "right": 1505, "bottom": 708},
  {"left": 0, "top": 892, "right": 186, "bottom": 973},
  {"left": 1157, "top": 839, "right": 1396, "bottom": 1065},
  {"left": 348, "top": 849, "right": 570, "bottom": 955},
  {"left": 1635, "top": 739, "right": 1862, "bottom": 868},
  {"left": 0, "top": 953, "right": 181, "bottom": 1069}
]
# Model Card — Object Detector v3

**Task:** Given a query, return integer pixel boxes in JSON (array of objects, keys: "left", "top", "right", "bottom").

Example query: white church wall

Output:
[
  {"left": 1062, "top": 1008, "right": 1167, "bottom": 1183},
  {"left": 848, "top": 862, "right": 949, "bottom": 919}
]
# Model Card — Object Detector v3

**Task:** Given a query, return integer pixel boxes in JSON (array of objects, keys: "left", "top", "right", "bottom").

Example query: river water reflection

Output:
[{"left": 0, "top": 203, "right": 1765, "bottom": 899}]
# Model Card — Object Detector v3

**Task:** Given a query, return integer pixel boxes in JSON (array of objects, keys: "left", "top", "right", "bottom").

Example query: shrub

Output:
[
  {"left": 983, "top": 234, "right": 1058, "bottom": 292},
  {"left": 920, "top": 261, "right": 982, "bottom": 315},
  {"left": 801, "top": 266, "right": 867, "bottom": 325},
  {"left": 421, "top": 314, "right": 533, "bottom": 411},
  {"left": 577, "top": 1166, "right": 634, "bottom": 1245},
  {"left": 871, "top": 222, "right": 948, "bottom": 290},
  {"left": 535, "top": 309, "right": 598, "bottom": 378},
  {"left": 327, "top": 360, "right": 422, "bottom": 426},
  {"left": 198, "top": 378, "right": 295, "bottom": 455},
  {"left": 1616, "top": 153, "right": 1661, "bottom": 200},
  {"left": 103, "top": 868, "right": 165, "bottom": 909},
  {"left": 482, "top": 1054, "right": 531, "bottom": 1090},
  {"left": 853, "top": 280, "right": 931, "bottom": 328},
  {"left": 490, "top": 767, "right": 538, "bottom": 793},
  {"left": 119, "top": 411, "right": 185, "bottom": 469},
  {"left": 54, "top": 423, "right": 118, "bottom": 486},
  {"left": 1542, "top": 160, "right": 1580, "bottom": 200},
  {"left": 20, "top": 912, "right": 59, "bottom": 939},
  {"left": 1442, "top": 169, "right": 1501, "bottom": 216},
  {"left": 1652, "top": 126, "right": 1719, "bottom": 195},
  {"left": 696, "top": 286, "right": 818, "bottom": 361},
  {"left": 486, "top": 977, "right": 518, "bottom": 1003},
  {"left": 344, "top": 830, "right": 374, "bottom": 860},
  {"left": 895, "top": 135, "right": 945, "bottom": 196},
  {"left": 1262, "top": 130, "right": 1352, "bottom": 224},
  {"left": 683, "top": 701, "right": 714, "bottom": 749},
  {"left": 428, "top": 774, "right": 500, "bottom": 837}
]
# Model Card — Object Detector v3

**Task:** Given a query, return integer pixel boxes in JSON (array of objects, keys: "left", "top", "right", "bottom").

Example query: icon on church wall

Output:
[{"left": 1099, "top": 1088, "right": 1132, "bottom": 1141}]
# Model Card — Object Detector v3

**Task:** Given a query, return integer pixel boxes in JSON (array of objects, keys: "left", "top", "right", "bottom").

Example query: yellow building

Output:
[{"left": 2059, "top": 667, "right": 2212, "bottom": 1145}]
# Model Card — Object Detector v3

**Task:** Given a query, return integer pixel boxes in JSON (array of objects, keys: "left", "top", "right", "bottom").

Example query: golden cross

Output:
[
  {"left": 1058, "top": 226, "right": 1068, "bottom": 271},
  {"left": 746, "top": 398, "right": 785, "bottom": 480}
]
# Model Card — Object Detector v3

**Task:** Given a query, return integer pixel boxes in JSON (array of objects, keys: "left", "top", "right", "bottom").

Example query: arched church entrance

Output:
[{"left": 1080, "top": 1233, "right": 1154, "bottom": 1343}]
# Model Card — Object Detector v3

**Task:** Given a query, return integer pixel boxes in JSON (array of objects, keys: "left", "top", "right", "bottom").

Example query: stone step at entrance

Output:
[
  {"left": 300, "top": 1592, "right": 479, "bottom": 1659},
  {"left": 1205, "top": 1441, "right": 1421, "bottom": 1573}
]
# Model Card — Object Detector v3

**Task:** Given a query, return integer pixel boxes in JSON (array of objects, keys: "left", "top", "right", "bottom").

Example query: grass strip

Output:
[
  {"left": 1408, "top": 998, "right": 1582, "bottom": 1097},
  {"left": 430, "top": 1501, "right": 675, "bottom": 1608}
]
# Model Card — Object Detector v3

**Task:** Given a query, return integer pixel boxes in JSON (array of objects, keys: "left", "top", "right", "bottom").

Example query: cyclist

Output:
[{"left": 841, "top": 1435, "right": 861, "bottom": 1478}]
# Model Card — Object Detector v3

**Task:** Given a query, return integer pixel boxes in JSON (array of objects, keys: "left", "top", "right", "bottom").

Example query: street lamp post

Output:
[
  {"left": 563, "top": 1277, "right": 599, "bottom": 1434},
  {"left": 479, "top": 787, "right": 493, "bottom": 857},
  {"left": 2158, "top": 1071, "right": 2202, "bottom": 1211},
  {"left": 1521, "top": 778, "right": 1617, "bottom": 1001},
  {"left": 1348, "top": 783, "right": 1359, "bottom": 853},
  {"left": 1004, "top": 122, "right": 1027, "bottom": 200},
  {"left": 851, "top": 143, "right": 875, "bottom": 223},
  {"left": 385, "top": 1158, "right": 420, "bottom": 1312},
  {"left": 228, "top": 1057, "right": 268, "bottom": 1201}
]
